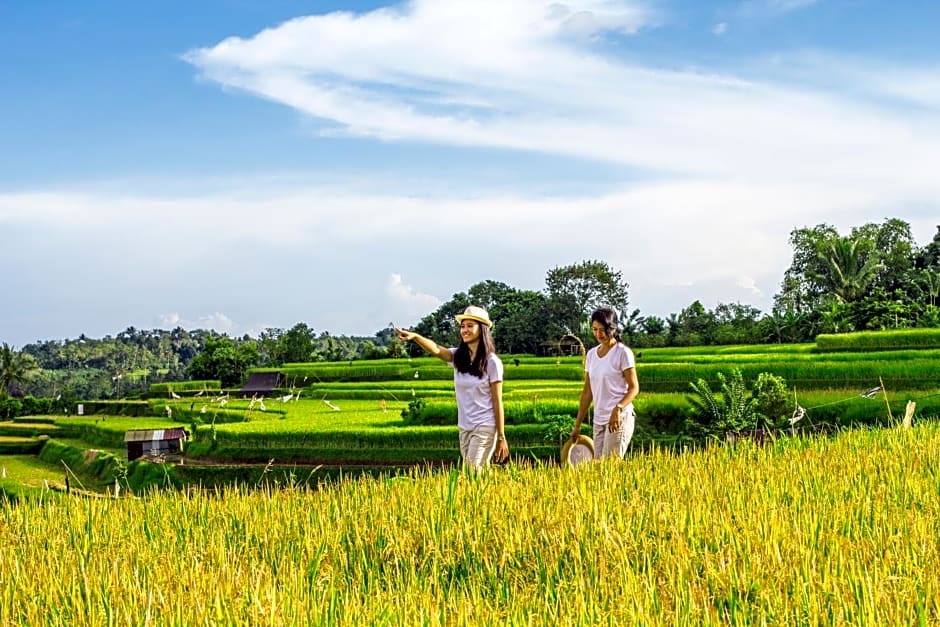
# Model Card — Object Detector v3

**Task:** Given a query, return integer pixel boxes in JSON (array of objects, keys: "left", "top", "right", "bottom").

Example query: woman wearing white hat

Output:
[
  {"left": 397, "top": 305, "right": 508, "bottom": 468},
  {"left": 570, "top": 306, "right": 640, "bottom": 459}
]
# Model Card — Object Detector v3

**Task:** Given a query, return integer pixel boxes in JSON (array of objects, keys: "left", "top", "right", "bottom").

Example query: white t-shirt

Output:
[
  {"left": 585, "top": 342, "right": 636, "bottom": 426},
  {"left": 449, "top": 349, "right": 504, "bottom": 430}
]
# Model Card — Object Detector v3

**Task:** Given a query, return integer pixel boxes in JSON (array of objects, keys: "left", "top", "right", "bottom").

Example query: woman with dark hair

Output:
[
  {"left": 570, "top": 306, "right": 640, "bottom": 459},
  {"left": 397, "top": 306, "right": 508, "bottom": 468}
]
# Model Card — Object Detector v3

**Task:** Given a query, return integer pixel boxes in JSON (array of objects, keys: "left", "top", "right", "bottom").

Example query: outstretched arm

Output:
[{"left": 396, "top": 328, "right": 454, "bottom": 363}]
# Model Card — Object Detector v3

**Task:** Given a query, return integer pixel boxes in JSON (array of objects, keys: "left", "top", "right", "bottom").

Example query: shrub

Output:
[
  {"left": 20, "top": 396, "right": 55, "bottom": 416},
  {"left": 401, "top": 398, "right": 427, "bottom": 423},
  {"left": 0, "top": 398, "right": 22, "bottom": 420},
  {"left": 685, "top": 368, "right": 757, "bottom": 439},
  {"left": 752, "top": 373, "right": 790, "bottom": 429},
  {"left": 537, "top": 414, "right": 576, "bottom": 444}
]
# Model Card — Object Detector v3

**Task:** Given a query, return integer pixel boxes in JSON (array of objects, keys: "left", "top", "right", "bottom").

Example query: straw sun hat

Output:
[
  {"left": 455, "top": 305, "right": 493, "bottom": 329},
  {"left": 561, "top": 434, "right": 595, "bottom": 467}
]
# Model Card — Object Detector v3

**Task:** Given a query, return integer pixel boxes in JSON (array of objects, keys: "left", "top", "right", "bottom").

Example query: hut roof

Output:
[
  {"left": 239, "top": 371, "right": 284, "bottom": 395},
  {"left": 124, "top": 428, "right": 188, "bottom": 443}
]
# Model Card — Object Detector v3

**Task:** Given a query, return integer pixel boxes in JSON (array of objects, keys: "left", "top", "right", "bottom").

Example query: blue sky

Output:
[{"left": 2, "top": 0, "right": 939, "bottom": 346}]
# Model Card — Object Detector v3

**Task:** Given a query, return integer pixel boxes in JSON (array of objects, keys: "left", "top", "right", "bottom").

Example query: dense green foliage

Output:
[
  {"left": 13, "top": 326, "right": 396, "bottom": 400},
  {"left": 0, "top": 343, "right": 40, "bottom": 398},
  {"left": 686, "top": 369, "right": 757, "bottom": 437}
]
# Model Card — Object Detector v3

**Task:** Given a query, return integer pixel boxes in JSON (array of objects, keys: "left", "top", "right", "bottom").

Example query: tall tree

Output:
[
  {"left": 713, "top": 302, "right": 762, "bottom": 344},
  {"left": 544, "top": 260, "right": 630, "bottom": 335},
  {"left": 914, "top": 269, "right": 940, "bottom": 307},
  {"left": 257, "top": 327, "right": 284, "bottom": 366},
  {"left": 467, "top": 280, "right": 517, "bottom": 314},
  {"left": 186, "top": 335, "right": 258, "bottom": 387},
  {"left": 852, "top": 218, "right": 916, "bottom": 294},
  {"left": 493, "top": 290, "right": 563, "bottom": 354},
  {"left": 675, "top": 300, "right": 717, "bottom": 346},
  {"left": 280, "top": 323, "right": 316, "bottom": 363},
  {"left": 809, "top": 236, "right": 880, "bottom": 303},
  {"left": 0, "top": 343, "right": 40, "bottom": 398},
  {"left": 915, "top": 225, "right": 940, "bottom": 270},
  {"left": 774, "top": 224, "right": 840, "bottom": 314},
  {"left": 620, "top": 308, "right": 645, "bottom": 345}
]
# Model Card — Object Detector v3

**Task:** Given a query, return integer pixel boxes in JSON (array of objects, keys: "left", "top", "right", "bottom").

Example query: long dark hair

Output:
[
  {"left": 454, "top": 323, "right": 497, "bottom": 377},
  {"left": 591, "top": 307, "right": 622, "bottom": 343}
]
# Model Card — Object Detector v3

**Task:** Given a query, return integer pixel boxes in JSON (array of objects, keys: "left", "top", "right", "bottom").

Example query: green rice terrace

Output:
[{"left": 1, "top": 329, "right": 938, "bottom": 498}]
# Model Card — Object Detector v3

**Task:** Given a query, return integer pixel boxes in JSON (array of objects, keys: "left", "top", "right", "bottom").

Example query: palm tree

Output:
[
  {"left": 810, "top": 236, "right": 880, "bottom": 303},
  {"left": 914, "top": 269, "right": 940, "bottom": 307},
  {"left": 0, "top": 343, "right": 40, "bottom": 398}
]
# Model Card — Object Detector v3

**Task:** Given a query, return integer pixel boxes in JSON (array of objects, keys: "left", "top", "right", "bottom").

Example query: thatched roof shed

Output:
[
  {"left": 124, "top": 427, "right": 188, "bottom": 461},
  {"left": 239, "top": 371, "right": 285, "bottom": 397}
]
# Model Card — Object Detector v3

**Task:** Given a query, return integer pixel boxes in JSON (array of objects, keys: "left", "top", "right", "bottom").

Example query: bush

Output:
[
  {"left": 537, "top": 414, "right": 575, "bottom": 444},
  {"left": 685, "top": 368, "right": 756, "bottom": 439},
  {"left": 20, "top": 396, "right": 55, "bottom": 416},
  {"left": 752, "top": 373, "right": 790, "bottom": 429},
  {"left": 0, "top": 398, "right": 22, "bottom": 420},
  {"left": 400, "top": 398, "right": 427, "bottom": 423}
]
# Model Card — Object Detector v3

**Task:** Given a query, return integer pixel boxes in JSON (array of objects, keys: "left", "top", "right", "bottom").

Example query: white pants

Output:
[
  {"left": 459, "top": 426, "right": 498, "bottom": 469},
  {"left": 593, "top": 410, "right": 635, "bottom": 459}
]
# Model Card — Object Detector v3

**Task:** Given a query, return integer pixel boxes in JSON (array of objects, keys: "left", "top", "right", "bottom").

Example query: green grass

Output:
[
  {"left": 4, "top": 340, "right": 938, "bottom": 484},
  {"left": 266, "top": 348, "right": 940, "bottom": 392},
  {"left": 815, "top": 328, "right": 940, "bottom": 351},
  {"left": 0, "top": 454, "right": 71, "bottom": 492},
  {"left": 0, "top": 421, "right": 63, "bottom": 437},
  {"left": 53, "top": 438, "right": 127, "bottom": 459}
]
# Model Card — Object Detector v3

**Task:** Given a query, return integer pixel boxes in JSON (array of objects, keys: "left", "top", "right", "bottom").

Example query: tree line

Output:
[
  {"left": 2, "top": 218, "right": 938, "bottom": 401},
  {"left": 412, "top": 218, "right": 939, "bottom": 349}
]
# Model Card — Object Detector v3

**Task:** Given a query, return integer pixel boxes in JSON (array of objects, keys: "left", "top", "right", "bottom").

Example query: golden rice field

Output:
[{"left": 2, "top": 422, "right": 939, "bottom": 625}]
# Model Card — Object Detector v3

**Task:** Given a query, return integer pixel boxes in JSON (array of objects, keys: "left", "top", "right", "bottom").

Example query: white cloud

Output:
[
  {"left": 712, "top": 22, "right": 728, "bottom": 35},
  {"left": 158, "top": 313, "right": 182, "bottom": 327},
  {"left": 200, "top": 312, "right": 235, "bottom": 333},
  {"left": 548, "top": 2, "right": 653, "bottom": 38},
  {"left": 3, "top": 179, "right": 935, "bottom": 324},
  {"left": 156, "top": 312, "right": 235, "bottom": 335},
  {"left": 387, "top": 273, "right": 441, "bottom": 308},
  {"left": 386, "top": 273, "right": 442, "bottom": 324},
  {"left": 736, "top": 276, "right": 762, "bottom": 296},
  {"left": 182, "top": 0, "right": 940, "bottom": 201},
  {"left": 776, "top": 52, "right": 940, "bottom": 110}
]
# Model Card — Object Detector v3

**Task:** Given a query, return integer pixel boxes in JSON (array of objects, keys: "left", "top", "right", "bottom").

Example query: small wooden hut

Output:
[
  {"left": 540, "top": 336, "right": 585, "bottom": 357},
  {"left": 238, "top": 371, "right": 285, "bottom": 398},
  {"left": 124, "top": 427, "right": 188, "bottom": 461}
]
